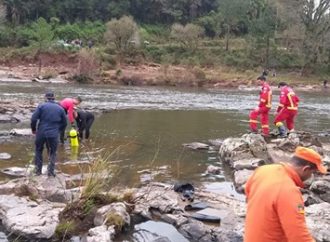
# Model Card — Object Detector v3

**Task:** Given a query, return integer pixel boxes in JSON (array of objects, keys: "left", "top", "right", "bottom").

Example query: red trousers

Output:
[
  {"left": 274, "top": 108, "right": 297, "bottom": 131},
  {"left": 249, "top": 107, "right": 270, "bottom": 135}
]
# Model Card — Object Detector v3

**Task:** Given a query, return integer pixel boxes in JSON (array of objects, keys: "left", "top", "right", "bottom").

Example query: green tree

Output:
[
  {"left": 300, "top": 0, "right": 330, "bottom": 75},
  {"left": 217, "top": 0, "right": 249, "bottom": 51},
  {"left": 104, "top": 15, "right": 138, "bottom": 53},
  {"left": 30, "top": 17, "right": 54, "bottom": 74},
  {"left": 248, "top": 0, "right": 278, "bottom": 68},
  {"left": 170, "top": 23, "right": 204, "bottom": 51}
]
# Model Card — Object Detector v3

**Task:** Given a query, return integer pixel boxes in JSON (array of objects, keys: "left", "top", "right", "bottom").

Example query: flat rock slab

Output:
[
  {"left": 0, "top": 153, "right": 11, "bottom": 160},
  {"left": 10, "top": 128, "right": 32, "bottom": 136},
  {"left": 0, "top": 195, "right": 65, "bottom": 239},
  {"left": 183, "top": 142, "right": 209, "bottom": 150}
]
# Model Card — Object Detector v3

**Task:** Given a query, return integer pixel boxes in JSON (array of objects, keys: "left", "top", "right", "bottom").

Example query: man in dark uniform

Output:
[
  {"left": 75, "top": 109, "right": 95, "bottom": 139},
  {"left": 31, "top": 91, "right": 67, "bottom": 176}
]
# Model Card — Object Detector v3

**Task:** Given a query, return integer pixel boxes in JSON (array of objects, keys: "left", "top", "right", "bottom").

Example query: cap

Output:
[
  {"left": 45, "top": 91, "right": 55, "bottom": 99},
  {"left": 294, "top": 146, "right": 327, "bottom": 174},
  {"left": 278, "top": 82, "right": 287, "bottom": 88}
]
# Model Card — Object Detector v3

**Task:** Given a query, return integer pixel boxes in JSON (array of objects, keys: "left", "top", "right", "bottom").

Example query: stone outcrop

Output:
[
  {"left": 94, "top": 202, "right": 130, "bottom": 228},
  {"left": 133, "top": 183, "right": 245, "bottom": 242},
  {"left": 0, "top": 174, "right": 79, "bottom": 203},
  {"left": 0, "top": 195, "right": 65, "bottom": 239},
  {"left": 83, "top": 225, "right": 115, "bottom": 242}
]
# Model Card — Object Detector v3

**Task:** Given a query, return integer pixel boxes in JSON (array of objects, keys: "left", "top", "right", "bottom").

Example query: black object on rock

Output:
[{"left": 174, "top": 183, "right": 195, "bottom": 202}]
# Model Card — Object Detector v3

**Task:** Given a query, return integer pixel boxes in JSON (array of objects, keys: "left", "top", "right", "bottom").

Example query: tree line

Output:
[{"left": 0, "top": 0, "right": 329, "bottom": 75}]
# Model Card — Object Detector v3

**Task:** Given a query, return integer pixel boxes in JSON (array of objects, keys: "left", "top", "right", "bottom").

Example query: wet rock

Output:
[
  {"left": 234, "top": 169, "right": 254, "bottom": 192},
  {"left": 0, "top": 114, "right": 19, "bottom": 123},
  {"left": 0, "top": 167, "right": 28, "bottom": 177},
  {"left": 83, "top": 225, "right": 115, "bottom": 242},
  {"left": 133, "top": 183, "right": 181, "bottom": 218},
  {"left": 94, "top": 202, "right": 130, "bottom": 228},
  {"left": 10, "top": 128, "right": 32, "bottom": 136},
  {"left": 208, "top": 139, "right": 223, "bottom": 148},
  {"left": 233, "top": 158, "right": 265, "bottom": 170},
  {"left": 206, "top": 165, "right": 221, "bottom": 174},
  {"left": 278, "top": 133, "right": 300, "bottom": 152},
  {"left": 0, "top": 232, "right": 8, "bottom": 242},
  {"left": 0, "top": 131, "right": 10, "bottom": 137},
  {"left": 219, "top": 133, "right": 269, "bottom": 168},
  {"left": 0, "top": 174, "right": 78, "bottom": 203},
  {"left": 0, "top": 194, "right": 65, "bottom": 239},
  {"left": 309, "top": 176, "right": 330, "bottom": 203},
  {"left": 179, "top": 221, "right": 215, "bottom": 242},
  {"left": 183, "top": 142, "right": 209, "bottom": 150},
  {"left": 0, "top": 153, "right": 11, "bottom": 160},
  {"left": 305, "top": 202, "right": 330, "bottom": 241},
  {"left": 151, "top": 237, "right": 171, "bottom": 242}
]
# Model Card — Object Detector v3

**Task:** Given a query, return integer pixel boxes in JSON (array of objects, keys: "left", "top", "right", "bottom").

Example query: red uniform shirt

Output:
[
  {"left": 259, "top": 82, "right": 272, "bottom": 109},
  {"left": 60, "top": 98, "right": 75, "bottom": 123},
  {"left": 277, "top": 86, "right": 300, "bottom": 112}
]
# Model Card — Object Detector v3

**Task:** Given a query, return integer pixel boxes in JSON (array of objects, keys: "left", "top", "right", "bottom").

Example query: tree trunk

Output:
[
  {"left": 225, "top": 25, "right": 230, "bottom": 51},
  {"left": 265, "top": 36, "right": 270, "bottom": 68}
]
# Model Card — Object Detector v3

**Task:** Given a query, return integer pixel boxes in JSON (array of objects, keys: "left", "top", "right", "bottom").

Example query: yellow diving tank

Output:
[{"left": 69, "top": 128, "right": 79, "bottom": 147}]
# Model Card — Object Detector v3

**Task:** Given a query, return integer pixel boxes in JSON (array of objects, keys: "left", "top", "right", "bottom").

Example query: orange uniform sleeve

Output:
[{"left": 276, "top": 186, "right": 315, "bottom": 242}]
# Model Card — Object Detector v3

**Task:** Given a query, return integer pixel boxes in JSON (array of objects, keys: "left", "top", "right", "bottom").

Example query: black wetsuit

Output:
[{"left": 75, "top": 111, "right": 94, "bottom": 139}]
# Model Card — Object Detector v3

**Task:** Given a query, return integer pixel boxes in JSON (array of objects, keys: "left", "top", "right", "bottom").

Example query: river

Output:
[{"left": 0, "top": 82, "right": 329, "bottom": 194}]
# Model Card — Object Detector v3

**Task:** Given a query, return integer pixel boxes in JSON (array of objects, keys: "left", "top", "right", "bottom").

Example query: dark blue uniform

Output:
[
  {"left": 31, "top": 100, "right": 67, "bottom": 175},
  {"left": 76, "top": 110, "right": 94, "bottom": 139}
]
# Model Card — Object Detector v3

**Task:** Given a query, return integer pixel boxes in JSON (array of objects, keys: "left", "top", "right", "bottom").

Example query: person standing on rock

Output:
[
  {"left": 274, "top": 82, "right": 299, "bottom": 137},
  {"left": 244, "top": 146, "right": 327, "bottom": 242},
  {"left": 59, "top": 96, "right": 82, "bottom": 144},
  {"left": 31, "top": 91, "right": 67, "bottom": 176},
  {"left": 75, "top": 108, "right": 95, "bottom": 139},
  {"left": 249, "top": 76, "right": 272, "bottom": 136}
]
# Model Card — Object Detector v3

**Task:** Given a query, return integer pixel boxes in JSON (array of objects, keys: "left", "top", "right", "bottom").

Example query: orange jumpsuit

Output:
[
  {"left": 244, "top": 163, "right": 315, "bottom": 242},
  {"left": 249, "top": 82, "right": 272, "bottom": 135},
  {"left": 274, "top": 86, "right": 299, "bottom": 131}
]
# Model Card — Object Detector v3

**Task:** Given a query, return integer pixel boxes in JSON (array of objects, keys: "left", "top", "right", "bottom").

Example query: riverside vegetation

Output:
[{"left": 0, "top": 0, "right": 329, "bottom": 86}]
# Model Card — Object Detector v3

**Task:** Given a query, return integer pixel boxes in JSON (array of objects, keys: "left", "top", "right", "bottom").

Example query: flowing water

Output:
[
  {"left": 0, "top": 82, "right": 329, "bottom": 190},
  {"left": 0, "top": 82, "right": 330, "bottom": 241}
]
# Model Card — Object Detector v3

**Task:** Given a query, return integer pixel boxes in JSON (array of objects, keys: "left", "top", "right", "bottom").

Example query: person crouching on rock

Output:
[
  {"left": 31, "top": 91, "right": 67, "bottom": 177},
  {"left": 249, "top": 76, "right": 272, "bottom": 136},
  {"left": 74, "top": 109, "right": 95, "bottom": 140},
  {"left": 244, "top": 146, "right": 327, "bottom": 242}
]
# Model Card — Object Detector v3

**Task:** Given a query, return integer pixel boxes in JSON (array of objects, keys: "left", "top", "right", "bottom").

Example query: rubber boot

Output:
[{"left": 278, "top": 125, "right": 287, "bottom": 138}]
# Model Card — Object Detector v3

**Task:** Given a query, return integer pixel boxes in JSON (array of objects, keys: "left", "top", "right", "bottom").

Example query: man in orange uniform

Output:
[
  {"left": 249, "top": 76, "right": 272, "bottom": 136},
  {"left": 275, "top": 82, "right": 299, "bottom": 137},
  {"left": 244, "top": 146, "right": 327, "bottom": 242}
]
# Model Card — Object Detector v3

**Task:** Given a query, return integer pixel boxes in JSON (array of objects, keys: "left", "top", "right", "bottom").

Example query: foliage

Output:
[
  {"left": 55, "top": 220, "right": 76, "bottom": 239},
  {"left": 29, "top": 17, "right": 54, "bottom": 51},
  {"left": 170, "top": 23, "right": 204, "bottom": 51},
  {"left": 104, "top": 16, "right": 138, "bottom": 53}
]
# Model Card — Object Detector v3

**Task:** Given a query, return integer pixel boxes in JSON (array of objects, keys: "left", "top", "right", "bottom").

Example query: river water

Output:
[{"left": 0, "top": 82, "right": 329, "bottom": 192}]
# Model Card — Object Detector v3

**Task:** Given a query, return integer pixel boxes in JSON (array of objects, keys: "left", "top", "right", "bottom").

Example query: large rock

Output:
[
  {"left": 0, "top": 174, "right": 79, "bottom": 203},
  {"left": 0, "top": 195, "right": 65, "bottom": 239},
  {"left": 234, "top": 169, "right": 254, "bottom": 192},
  {"left": 219, "top": 134, "right": 269, "bottom": 168},
  {"left": 0, "top": 153, "right": 11, "bottom": 160},
  {"left": 133, "top": 183, "right": 181, "bottom": 218},
  {"left": 306, "top": 203, "right": 330, "bottom": 242},
  {"left": 94, "top": 202, "right": 130, "bottom": 228},
  {"left": 309, "top": 175, "right": 330, "bottom": 203},
  {"left": 83, "top": 225, "right": 115, "bottom": 242}
]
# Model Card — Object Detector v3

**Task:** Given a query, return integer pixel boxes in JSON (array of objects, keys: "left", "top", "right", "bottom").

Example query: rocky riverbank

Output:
[{"left": 0, "top": 132, "right": 329, "bottom": 241}]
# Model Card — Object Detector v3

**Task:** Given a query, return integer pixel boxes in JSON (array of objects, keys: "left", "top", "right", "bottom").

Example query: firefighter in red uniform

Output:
[
  {"left": 249, "top": 76, "right": 272, "bottom": 136},
  {"left": 274, "top": 82, "right": 300, "bottom": 137}
]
